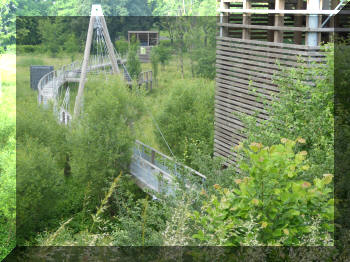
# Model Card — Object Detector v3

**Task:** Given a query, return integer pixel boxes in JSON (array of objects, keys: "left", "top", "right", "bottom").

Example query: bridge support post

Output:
[
  {"left": 74, "top": 5, "right": 121, "bottom": 119},
  {"left": 74, "top": 14, "right": 95, "bottom": 119}
]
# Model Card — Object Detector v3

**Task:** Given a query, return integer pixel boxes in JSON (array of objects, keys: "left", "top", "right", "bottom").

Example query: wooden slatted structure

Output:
[{"left": 215, "top": 0, "right": 341, "bottom": 165}]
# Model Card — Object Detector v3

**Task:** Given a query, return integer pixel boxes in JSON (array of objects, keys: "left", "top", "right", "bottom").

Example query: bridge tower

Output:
[{"left": 74, "top": 4, "right": 120, "bottom": 119}]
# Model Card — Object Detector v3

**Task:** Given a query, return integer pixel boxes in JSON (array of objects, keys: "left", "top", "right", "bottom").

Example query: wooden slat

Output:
[
  {"left": 215, "top": 123, "right": 245, "bottom": 144},
  {"left": 217, "top": 49, "right": 309, "bottom": 67},
  {"left": 216, "top": 63, "right": 274, "bottom": 82},
  {"left": 216, "top": 95, "right": 268, "bottom": 115},
  {"left": 216, "top": 78, "right": 275, "bottom": 97},
  {"left": 216, "top": 68, "right": 277, "bottom": 91},
  {"left": 218, "top": 22, "right": 335, "bottom": 32},
  {"left": 217, "top": 44, "right": 324, "bottom": 62},
  {"left": 217, "top": 39, "right": 325, "bottom": 56},
  {"left": 217, "top": 35, "right": 321, "bottom": 50},
  {"left": 216, "top": 72, "right": 277, "bottom": 94}
]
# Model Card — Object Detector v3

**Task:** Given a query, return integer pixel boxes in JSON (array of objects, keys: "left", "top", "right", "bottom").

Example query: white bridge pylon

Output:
[{"left": 74, "top": 4, "right": 120, "bottom": 119}]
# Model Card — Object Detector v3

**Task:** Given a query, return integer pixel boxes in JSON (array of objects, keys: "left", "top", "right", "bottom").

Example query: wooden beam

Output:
[
  {"left": 268, "top": 0, "right": 275, "bottom": 42},
  {"left": 218, "top": 22, "right": 335, "bottom": 32},
  {"left": 294, "top": 0, "right": 304, "bottom": 44},
  {"left": 217, "top": 8, "right": 339, "bottom": 14},
  {"left": 242, "top": 0, "right": 252, "bottom": 39},
  {"left": 219, "top": 0, "right": 230, "bottom": 37},
  {"left": 274, "top": 0, "right": 285, "bottom": 43}
]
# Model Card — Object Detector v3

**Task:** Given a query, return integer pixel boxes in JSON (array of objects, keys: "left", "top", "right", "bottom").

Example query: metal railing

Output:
[{"left": 130, "top": 140, "right": 206, "bottom": 196}]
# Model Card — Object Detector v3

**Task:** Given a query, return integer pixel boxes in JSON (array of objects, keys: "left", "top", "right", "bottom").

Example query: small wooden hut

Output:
[{"left": 128, "top": 31, "right": 159, "bottom": 62}]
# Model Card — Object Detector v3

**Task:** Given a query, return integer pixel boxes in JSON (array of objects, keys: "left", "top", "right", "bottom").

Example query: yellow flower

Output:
[
  {"left": 301, "top": 182, "right": 311, "bottom": 189},
  {"left": 249, "top": 142, "right": 263, "bottom": 152},
  {"left": 323, "top": 174, "right": 333, "bottom": 184},
  {"left": 234, "top": 179, "right": 242, "bottom": 185},
  {"left": 296, "top": 137, "right": 306, "bottom": 144},
  {"left": 251, "top": 199, "right": 259, "bottom": 205},
  {"left": 213, "top": 184, "right": 221, "bottom": 190},
  {"left": 261, "top": 221, "right": 268, "bottom": 228},
  {"left": 299, "top": 151, "right": 308, "bottom": 156},
  {"left": 281, "top": 138, "right": 288, "bottom": 144},
  {"left": 234, "top": 143, "right": 243, "bottom": 151},
  {"left": 283, "top": 228, "right": 289, "bottom": 235},
  {"left": 302, "top": 165, "right": 310, "bottom": 171}
]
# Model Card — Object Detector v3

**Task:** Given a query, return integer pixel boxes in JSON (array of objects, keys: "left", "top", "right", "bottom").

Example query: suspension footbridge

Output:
[{"left": 36, "top": 4, "right": 206, "bottom": 196}]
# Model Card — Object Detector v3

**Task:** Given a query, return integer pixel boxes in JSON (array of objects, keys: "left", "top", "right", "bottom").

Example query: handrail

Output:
[
  {"left": 135, "top": 140, "right": 207, "bottom": 180},
  {"left": 132, "top": 154, "right": 173, "bottom": 181}
]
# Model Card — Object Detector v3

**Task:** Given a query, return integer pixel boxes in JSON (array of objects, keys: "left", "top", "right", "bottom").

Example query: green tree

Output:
[
  {"left": 126, "top": 37, "right": 142, "bottom": 79},
  {"left": 64, "top": 33, "right": 80, "bottom": 61},
  {"left": 156, "top": 41, "right": 172, "bottom": 71},
  {"left": 150, "top": 46, "right": 159, "bottom": 87},
  {"left": 69, "top": 76, "right": 144, "bottom": 209},
  {"left": 115, "top": 37, "right": 129, "bottom": 58},
  {"left": 155, "top": 79, "right": 214, "bottom": 162},
  {"left": 0, "top": 0, "right": 16, "bottom": 53},
  {"left": 38, "top": 17, "right": 64, "bottom": 56}
]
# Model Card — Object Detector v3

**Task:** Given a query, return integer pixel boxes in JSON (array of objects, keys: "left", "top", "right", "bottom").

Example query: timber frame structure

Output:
[
  {"left": 128, "top": 31, "right": 160, "bottom": 63},
  {"left": 215, "top": 0, "right": 349, "bottom": 165}
]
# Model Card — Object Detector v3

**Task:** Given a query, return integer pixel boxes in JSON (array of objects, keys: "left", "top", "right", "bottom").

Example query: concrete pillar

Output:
[{"left": 307, "top": 0, "right": 321, "bottom": 46}]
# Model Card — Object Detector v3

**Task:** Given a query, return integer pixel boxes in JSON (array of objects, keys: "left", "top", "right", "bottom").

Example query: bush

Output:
[
  {"left": 155, "top": 79, "right": 214, "bottom": 163},
  {"left": 17, "top": 138, "right": 65, "bottom": 244},
  {"left": 68, "top": 76, "right": 145, "bottom": 209},
  {"left": 238, "top": 44, "right": 334, "bottom": 180},
  {"left": 115, "top": 38, "right": 129, "bottom": 58},
  {"left": 192, "top": 47, "right": 216, "bottom": 79},
  {"left": 192, "top": 139, "right": 334, "bottom": 246},
  {"left": 126, "top": 37, "right": 141, "bottom": 79},
  {"left": 16, "top": 101, "right": 69, "bottom": 243},
  {"left": 156, "top": 42, "right": 172, "bottom": 70},
  {"left": 0, "top": 94, "right": 15, "bottom": 258}
]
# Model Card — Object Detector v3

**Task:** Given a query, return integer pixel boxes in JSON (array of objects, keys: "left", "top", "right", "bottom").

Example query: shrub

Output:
[
  {"left": 192, "top": 139, "right": 334, "bottom": 246},
  {"left": 16, "top": 45, "right": 40, "bottom": 54},
  {"left": 68, "top": 76, "right": 145, "bottom": 209},
  {"left": 238, "top": 44, "right": 334, "bottom": 180},
  {"left": 115, "top": 38, "right": 129, "bottom": 58},
  {"left": 150, "top": 47, "right": 159, "bottom": 87},
  {"left": 0, "top": 93, "right": 15, "bottom": 258},
  {"left": 155, "top": 79, "right": 214, "bottom": 163},
  {"left": 17, "top": 137, "right": 65, "bottom": 244},
  {"left": 192, "top": 47, "right": 216, "bottom": 79},
  {"left": 154, "top": 42, "right": 172, "bottom": 70},
  {"left": 126, "top": 36, "right": 141, "bottom": 79}
]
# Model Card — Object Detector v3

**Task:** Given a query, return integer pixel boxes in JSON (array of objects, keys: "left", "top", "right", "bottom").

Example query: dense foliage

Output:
[
  {"left": 192, "top": 139, "right": 334, "bottom": 246},
  {"left": 115, "top": 37, "right": 129, "bottom": 58},
  {"left": 126, "top": 37, "right": 142, "bottom": 79},
  {"left": 16, "top": 76, "right": 144, "bottom": 244},
  {"left": 0, "top": 0, "right": 16, "bottom": 53},
  {"left": 238, "top": 45, "right": 334, "bottom": 181},
  {"left": 154, "top": 78, "right": 214, "bottom": 164},
  {"left": 0, "top": 80, "right": 15, "bottom": 259}
]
